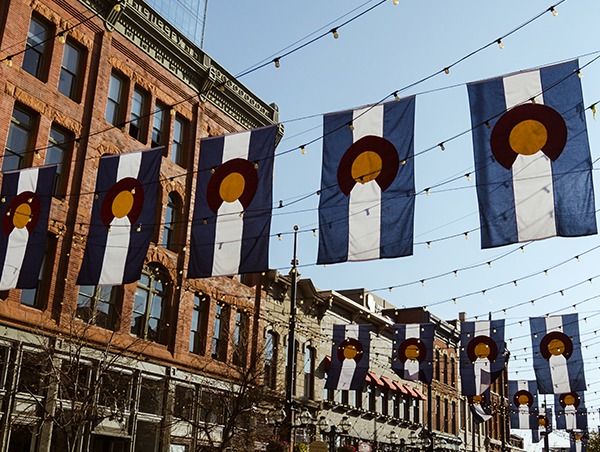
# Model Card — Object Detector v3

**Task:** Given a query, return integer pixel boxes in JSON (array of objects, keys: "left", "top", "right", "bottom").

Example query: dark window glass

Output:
[
  {"left": 381, "top": 389, "right": 388, "bottom": 415},
  {"left": 131, "top": 266, "right": 169, "bottom": 344},
  {"left": 451, "top": 357, "right": 456, "bottom": 387},
  {"left": 189, "top": 293, "right": 207, "bottom": 354},
  {"left": 139, "top": 378, "right": 163, "bottom": 414},
  {"left": 403, "top": 398, "right": 410, "bottom": 421},
  {"left": 452, "top": 401, "right": 457, "bottom": 434},
  {"left": 20, "top": 237, "right": 53, "bottom": 308},
  {"left": 162, "top": 194, "right": 178, "bottom": 251},
  {"left": 233, "top": 310, "right": 248, "bottom": 367},
  {"left": 3, "top": 107, "right": 33, "bottom": 172},
  {"left": 105, "top": 73, "right": 123, "bottom": 125},
  {"left": 8, "top": 424, "right": 37, "bottom": 452},
  {"left": 435, "top": 350, "right": 440, "bottom": 381},
  {"left": 174, "top": 385, "right": 194, "bottom": 419},
  {"left": 18, "top": 352, "right": 47, "bottom": 396},
  {"left": 368, "top": 386, "right": 376, "bottom": 412},
  {"left": 413, "top": 399, "right": 419, "bottom": 423},
  {"left": 58, "top": 41, "right": 80, "bottom": 100},
  {"left": 211, "top": 304, "right": 226, "bottom": 361},
  {"left": 129, "top": 88, "right": 146, "bottom": 142},
  {"left": 436, "top": 396, "right": 441, "bottom": 430},
  {"left": 22, "top": 17, "right": 48, "bottom": 79},
  {"left": 264, "top": 331, "right": 277, "bottom": 389},
  {"left": 46, "top": 126, "right": 69, "bottom": 197},
  {"left": 303, "top": 347, "right": 314, "bottom": 399},
  {"left": 393, "top": 394, "right": 399, "bottom": 418},
  {"left": 135, "top": 420, "right": 159, "bottom": 452},
  {"left": 151, "top": 102, "right": 165, "bottom": 147},
  {"left": 443, "top": 354, "right": 448, "bottom": 385},
  {"left": 99, "top": 370, "right": 131, "bottom": 410},
  {"left": 171, "top": 117, "right": 184, "bottom": 165},
  {"left": 444, "top": 399, "right": 449, "bottom": 432},
  {"left": 59, "top": 360, "right": 91, "bottom": 401},
  {"left": 76, "top": 285, "right": 118, "bottom": 330}
]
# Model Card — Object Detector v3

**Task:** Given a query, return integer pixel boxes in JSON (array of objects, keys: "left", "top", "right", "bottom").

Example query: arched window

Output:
[
  {"left": 443, "top": 354, "right": 448, "bottom": 384},
  {"left": 304, "top": 346, "right": 315, "bottom": 399},
  {"left": 435, "top": 349, "right": 440, "bottom": 381},
  {"left": 162, "top": 194, "right": 179, "bottom": 251},
  {"left": 132, "top": 265, "right": 170, "bottom": 344}
]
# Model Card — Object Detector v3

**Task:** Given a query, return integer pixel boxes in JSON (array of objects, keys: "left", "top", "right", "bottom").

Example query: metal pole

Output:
[
  {"left": 285, "top": 226, "right": 299, "bottom": 444},
  {"left": 500, "top": 369, "right": 506, "bottom": 452},
  {"left": 472, "top": 413, "right": 475, "bottom": 452},
  {"left": 428, "top": 383, "right": 433, "bottom": 452},
  {"left": 543, "top": 397, "right": 550, "bottom": 452}
]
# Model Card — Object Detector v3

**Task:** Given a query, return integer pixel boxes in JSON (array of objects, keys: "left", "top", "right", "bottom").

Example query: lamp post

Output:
[
  {"left": 405, "top": 431, "right": 431, "bottom": 452},
  {"left": 386, "top": 431, "right": 400, "bottom": 452},
  {"left": 267, "top": 407, "right": 288, "bottom": 439},
  {"left": 318, "top": 416, "right": 352, "bottom": 452}
]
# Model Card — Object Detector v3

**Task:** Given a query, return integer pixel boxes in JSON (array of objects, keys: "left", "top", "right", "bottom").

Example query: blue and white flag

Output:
[
  {"left": 469, "top": 388, "right": 492, "bottom": 424},
  {"left": 460, "top": 320, "right": 506, "bottom": 396},
  {"left": 0, "top": 165, "right": 55, "bottom": 289},
  {"left": 570, "top": 431, "right": 588, "bottom": 452},
  {"left": 392, "top": 323, "right": 434, "bottom": 383},
  {"left": 77, "top": 148, "right": 162, "bottom": 286},
  {"left": 188, "top": 126, "right": 276, "bottom": 277},
  {"left": 326, "top": 324, "right": 371, "bottom": 390},
  {"left": 556, "top": 391, "right": 587, "bottom": 431},
  {"left": 317, "top": 98, "right": 415, "bottom": 264},
  {"left": 530, "top": 314, "right": 585, "bottom": 394},
  {"left": 508, "top": 380, "right": 539, "bottom": 430},
  {"left": 467, "top": 60, "right": 596, "bottom": 248}
]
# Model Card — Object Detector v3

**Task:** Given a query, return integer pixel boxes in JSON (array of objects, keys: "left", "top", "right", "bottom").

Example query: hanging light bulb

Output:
[
  {"left": 550, "top": 6, "right": 558, "bottom": 16},
  {"left": 444, "top": 67, "right": 450, "bottom": 75},
  {"left": 274, "top": 58, "right": 280, "bottom": 68},
  {"left": 313, "top": 229, "right": 316, "bottom": 236},
  {"left": 488, "top": 262, "right": 492, "bottom": 268},
  {"left": 331, "top": 28, "right": 339, "bottom": 39},
  {"left": 427, "top": 241, "right": 431, "bottom": 249},
  {"left": 394, "top": 92, "right": 400, "bottom": 101},
  {"left": 439, "top": 143, "right": 445, "bottom": 151},
  {"left": 577, "top": 70, "right": 583, "bottom": 79},
  {"left": 497, "top": 39, "right": 504, "bottom": 49},
  {"left": 6, "top": 57, "right": 13, "bottom": 68},
  {"left": 393, "top": 0, "right": 399, "bottom": 4},
  {"left": 464, "top": 232, "right": 468, "bottom": 239},
  {"left": 58, "top": 32, "right": 66, "bottom": 44},
  {"left": 301, "top": 146, "right": 306, "bottom": 155}
]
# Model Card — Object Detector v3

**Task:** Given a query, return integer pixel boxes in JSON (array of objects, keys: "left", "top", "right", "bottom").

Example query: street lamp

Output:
[
  {"left": 386, "top": 431, "right": 400, "bottom": 452},
  {"left": 268, "top": 407, "right": 288, "bottom": 439},
  {"left": 318, "top": 416, "right": 352, "bottom": 452}
]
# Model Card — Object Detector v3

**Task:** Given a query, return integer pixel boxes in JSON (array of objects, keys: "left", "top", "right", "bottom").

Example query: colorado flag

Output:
[
  {"left": 460, "top": 320, "right": 506, "bottom": 396},
  {"left": 532, "top": 408, "right": 553, "bottom": 444},
  {"left": 326, "top": 324, "right": 371, "bottom": 390},
  {"left": 317, "top": 98, "right": 415, "bottom": 264},
  {"left": 77, "top": 148, "right": 162, "bottom": 285},
  {"left": 0, "top": 165, "right": 55, "bottom": 289},
  {"left": 188, "top": 126, "right": 276, "bottom": 277},
  {"left": 469, "top": 388, "right": 492, "bottom": 424},
  {"left": 530, "top": 314, "right": 585, "bottom": 394},
  {"left": 392, "top": 323, "right": 434, "bottom": 383},
  {"left": 508, "top": 380, "right": 539, "bottom": 430},
  {"left": 467, "top": 60, "right": 596, "bottom": 248},
  {"left": 570, "top": 431, "right": 588, "bottom": 452},
  {"left": 556, "top": 391, "right": 587, "bottom": 431}
]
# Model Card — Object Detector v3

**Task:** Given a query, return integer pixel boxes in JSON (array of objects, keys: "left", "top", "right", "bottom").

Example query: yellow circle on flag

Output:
[
  {"left": 351, "top": 151, "right": 382, "bottom": 183},
  {"left": 518, "top": 394, "right": 529, "bottom": 405},
  {"left": 343, "top": 344, "right": 358, "bottom": 360},
  {"left": 474, "top": 342, "right": 491, "bottom": 359},
  {"left": 509, "top": 119, "right": 548, "bottom": 156},
  {"left": 13, "top": 203, "right": 31, "bottom": 229},
  {"left": 564, "top": 394, "right": 575, "bottom": 406},
  {"left": 220, "top": 172, "right": 245, "bottom": 203},
  {"left": 112, "top": 191, "right": 134, "bottom": 218},
  {"left": 548, "top": 338, "right": 565, "bottom": 356},
  {"left": 405, "top": 344, "right": 420, "bottom": 360}
]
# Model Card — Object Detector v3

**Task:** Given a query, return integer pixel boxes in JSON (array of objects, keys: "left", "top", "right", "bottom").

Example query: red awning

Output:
[
  {"left": 394, "top": 382, "right": 410, "bottom": 395},
  {"left": 366, "top": 372, "right": 385, "bottom": 387},
  {"left": 380, "top": 376, "right": 396, "bottom": 390},
  {"left": 413, "top": 387, "right": 427, "bottom": 401},
  {"left": 404, "top": 385, "right": 420, "bottom": 398}
]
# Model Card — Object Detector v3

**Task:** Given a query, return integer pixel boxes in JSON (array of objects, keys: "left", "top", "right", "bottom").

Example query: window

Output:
[
  {"left": 403, "top": 397, "right": 410, "bottom": 421},
  {"left": 303, "top": 347, "right": 315, "bottom": 399},
  {"left": 20, "top": 236, "right": 53, "bottom": 309},
  {"left": 352, "top": 390, "right": 362, "bottom": 409},
  {"left": 171, "top": 117, "right": 185, "bottom": 165},
  {"left": 132, "top": 265, "right": 169, "bottom": 344},
  {"left": 22, "top": 17, "right": 49, "bottom": 80},
  {"left": 129, "top": 88, "right": 146, "bottom": 142},
  {"left": 443, "top": 354, "right": 448, "bottom": 385},
  {"left": 381, "top": 389, "right": 388, "bottom": 415},
  {"left": 189, "top": 293, "right": 207, "bottom": 354},
  {"left": 444, "top": 399, "right": 449, "bottom": 432},
  {"left": 264, "top": 331, "right": 278, "bottom": 389},
  {"left": 325, "top": 371, "right": 332, "bottom": 401},
  {"left": 393, "top": 394, "right": 400, "bottom": 418},
  {"left": 139, "top": 378, "right": 164, "bottom": 415},
  {"left": 211, "top": 304, "right": 226, "bottom": 361},
  {"left": 435, "top": 350, "right": 440, "bottom": 381},
  {"left": 162, "top": 194, "right": 178, "bottom": 251},
  {"left": 3, "top": 107, "right": 33, "bottom": 172},
  {"left": 19, "top": 351, "right": 47, "bottom": 395},
  {"left": 76, "top": 285, "right": 118, "bottom": 330},
  {"left": 174, "top": 385, "right": 194, "bottom": 419},
  {"left": 452, "top": 401, "right": 457, "bottom": 434},
  {"left": 413, "top": 399, "right": 420, "bottom": 424},
  {"left": 151, "top": 102, "right": 166, "bottom": 147},
  {"left": 46, "top": 126, "right": 70, "bottom": 197},
  {"left": 368, "top": 385, "right": 376, "bottom": 412},
  {"left": 451, "top": 357, "right": 456, "bottom": 387},
  {"left": 436, "top": 396, "right": 441, "bottom": 430},
  {"left": 99, "top": 370, "right": 131, "bottom": 410},
  {"left": 233, "top": 310, "right": 248, "bottom": 366},
  {"left": 105, "top": 73, "right": 124, "bottom": 126},
  {"left": 135, "top": 420, "right": 160, "bottom": 452},
  {"left": 58, "top": 41, "right": 81, "bottom": 100}
]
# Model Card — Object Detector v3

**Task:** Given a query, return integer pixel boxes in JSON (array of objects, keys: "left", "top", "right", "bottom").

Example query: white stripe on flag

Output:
[
  {"left": 503, "top": 71, "right": 556, "bottom": 242},
  {"left": 473, "top": 403, "right": 492, "bottom": 422},
  {"left": 338, "top": 325, "right": 359, "bottom": 390},
  {"left": 404, "top": 324, "right": 420, "bottom": 380},
  {"left": 212, "top": 131, "right": 251, "bottom": 276},
  {"left": 565, "top": 405, "right": 576, "bottom": 430},
  {"left": 348, "top": 106, "right": 383, "bottom": 261},
  {"left": 545, "top": 316, "right": 570, "bottom": 394},
  {"left": 473, "top": 321, "right": 491, "bottom": 395},
  {"left": 99, "top": 151, "right": 142, "bottom": 285},
  {"left": 0, "top": 168, "right": 39, "bottom": 290}
]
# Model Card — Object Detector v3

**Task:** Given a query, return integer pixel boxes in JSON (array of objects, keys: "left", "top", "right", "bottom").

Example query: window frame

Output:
[
  {"left": 3, "top": 106, "right": 34, "bottom": 173},
  {"left": 105, "top": 72, "right": 125, "bottom": 126},
  {"left": 303, "top": 346, "right": 315, "bottom": 399},
  {"left": 22, "top": 16, "right": 50, "bottom": 80},
  {"left": 211, "top": 303, "right": 226, "bottom": 361},
  {"left": 46, "top": 125, "right": 71, "bottom": 198},
  {"left": 58, "top": 39, "right": 82, "bottom": 101},
  {"left": 162, "top": 193, "right": 179, "bottom": 251},
  {"left": 129, "top": 87, "right": 147, "bottom": 142},
  {"left": 171, "top": 116, "right": 185, "bottom": 166},
  {"left": 76, "top": 285, "right": 119, "bottom": 330},
  {"left": 264, "top": 330, "right": 278, "bottom": 389},
  {"left": 131, "top": 265, "right": 170, "bottom": 344},
  {"left": 233, "top": 309, "right": 248, "bottom": 367},
  {"left": 151, "top": 101, "right": 166, "bottom": 147},
  {"left": 189, "top": 293, "right": 207, "bottom": 354}
]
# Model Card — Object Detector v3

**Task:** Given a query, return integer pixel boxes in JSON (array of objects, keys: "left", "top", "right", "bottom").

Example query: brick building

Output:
[{"left": 0, "top": 0, "right": 281, "bottom": 450}]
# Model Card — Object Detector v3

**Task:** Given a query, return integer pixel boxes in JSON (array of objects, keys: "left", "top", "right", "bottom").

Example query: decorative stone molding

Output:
[
  {"left": 5, "top": 82, "right": 82, "bottom": 134},
  {"left": 32, "top": 0, "right": 94, "bottom": 49}
]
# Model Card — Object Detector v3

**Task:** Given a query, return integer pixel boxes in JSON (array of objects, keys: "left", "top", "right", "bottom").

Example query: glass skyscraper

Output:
[{"left": 145, "top": 0, "right": 208, "bottom": 48}]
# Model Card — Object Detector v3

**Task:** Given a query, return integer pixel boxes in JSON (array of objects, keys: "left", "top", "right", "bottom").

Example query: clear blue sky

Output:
[{"left": 203, "top": 0, "right": 600, "bottom": 439}]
